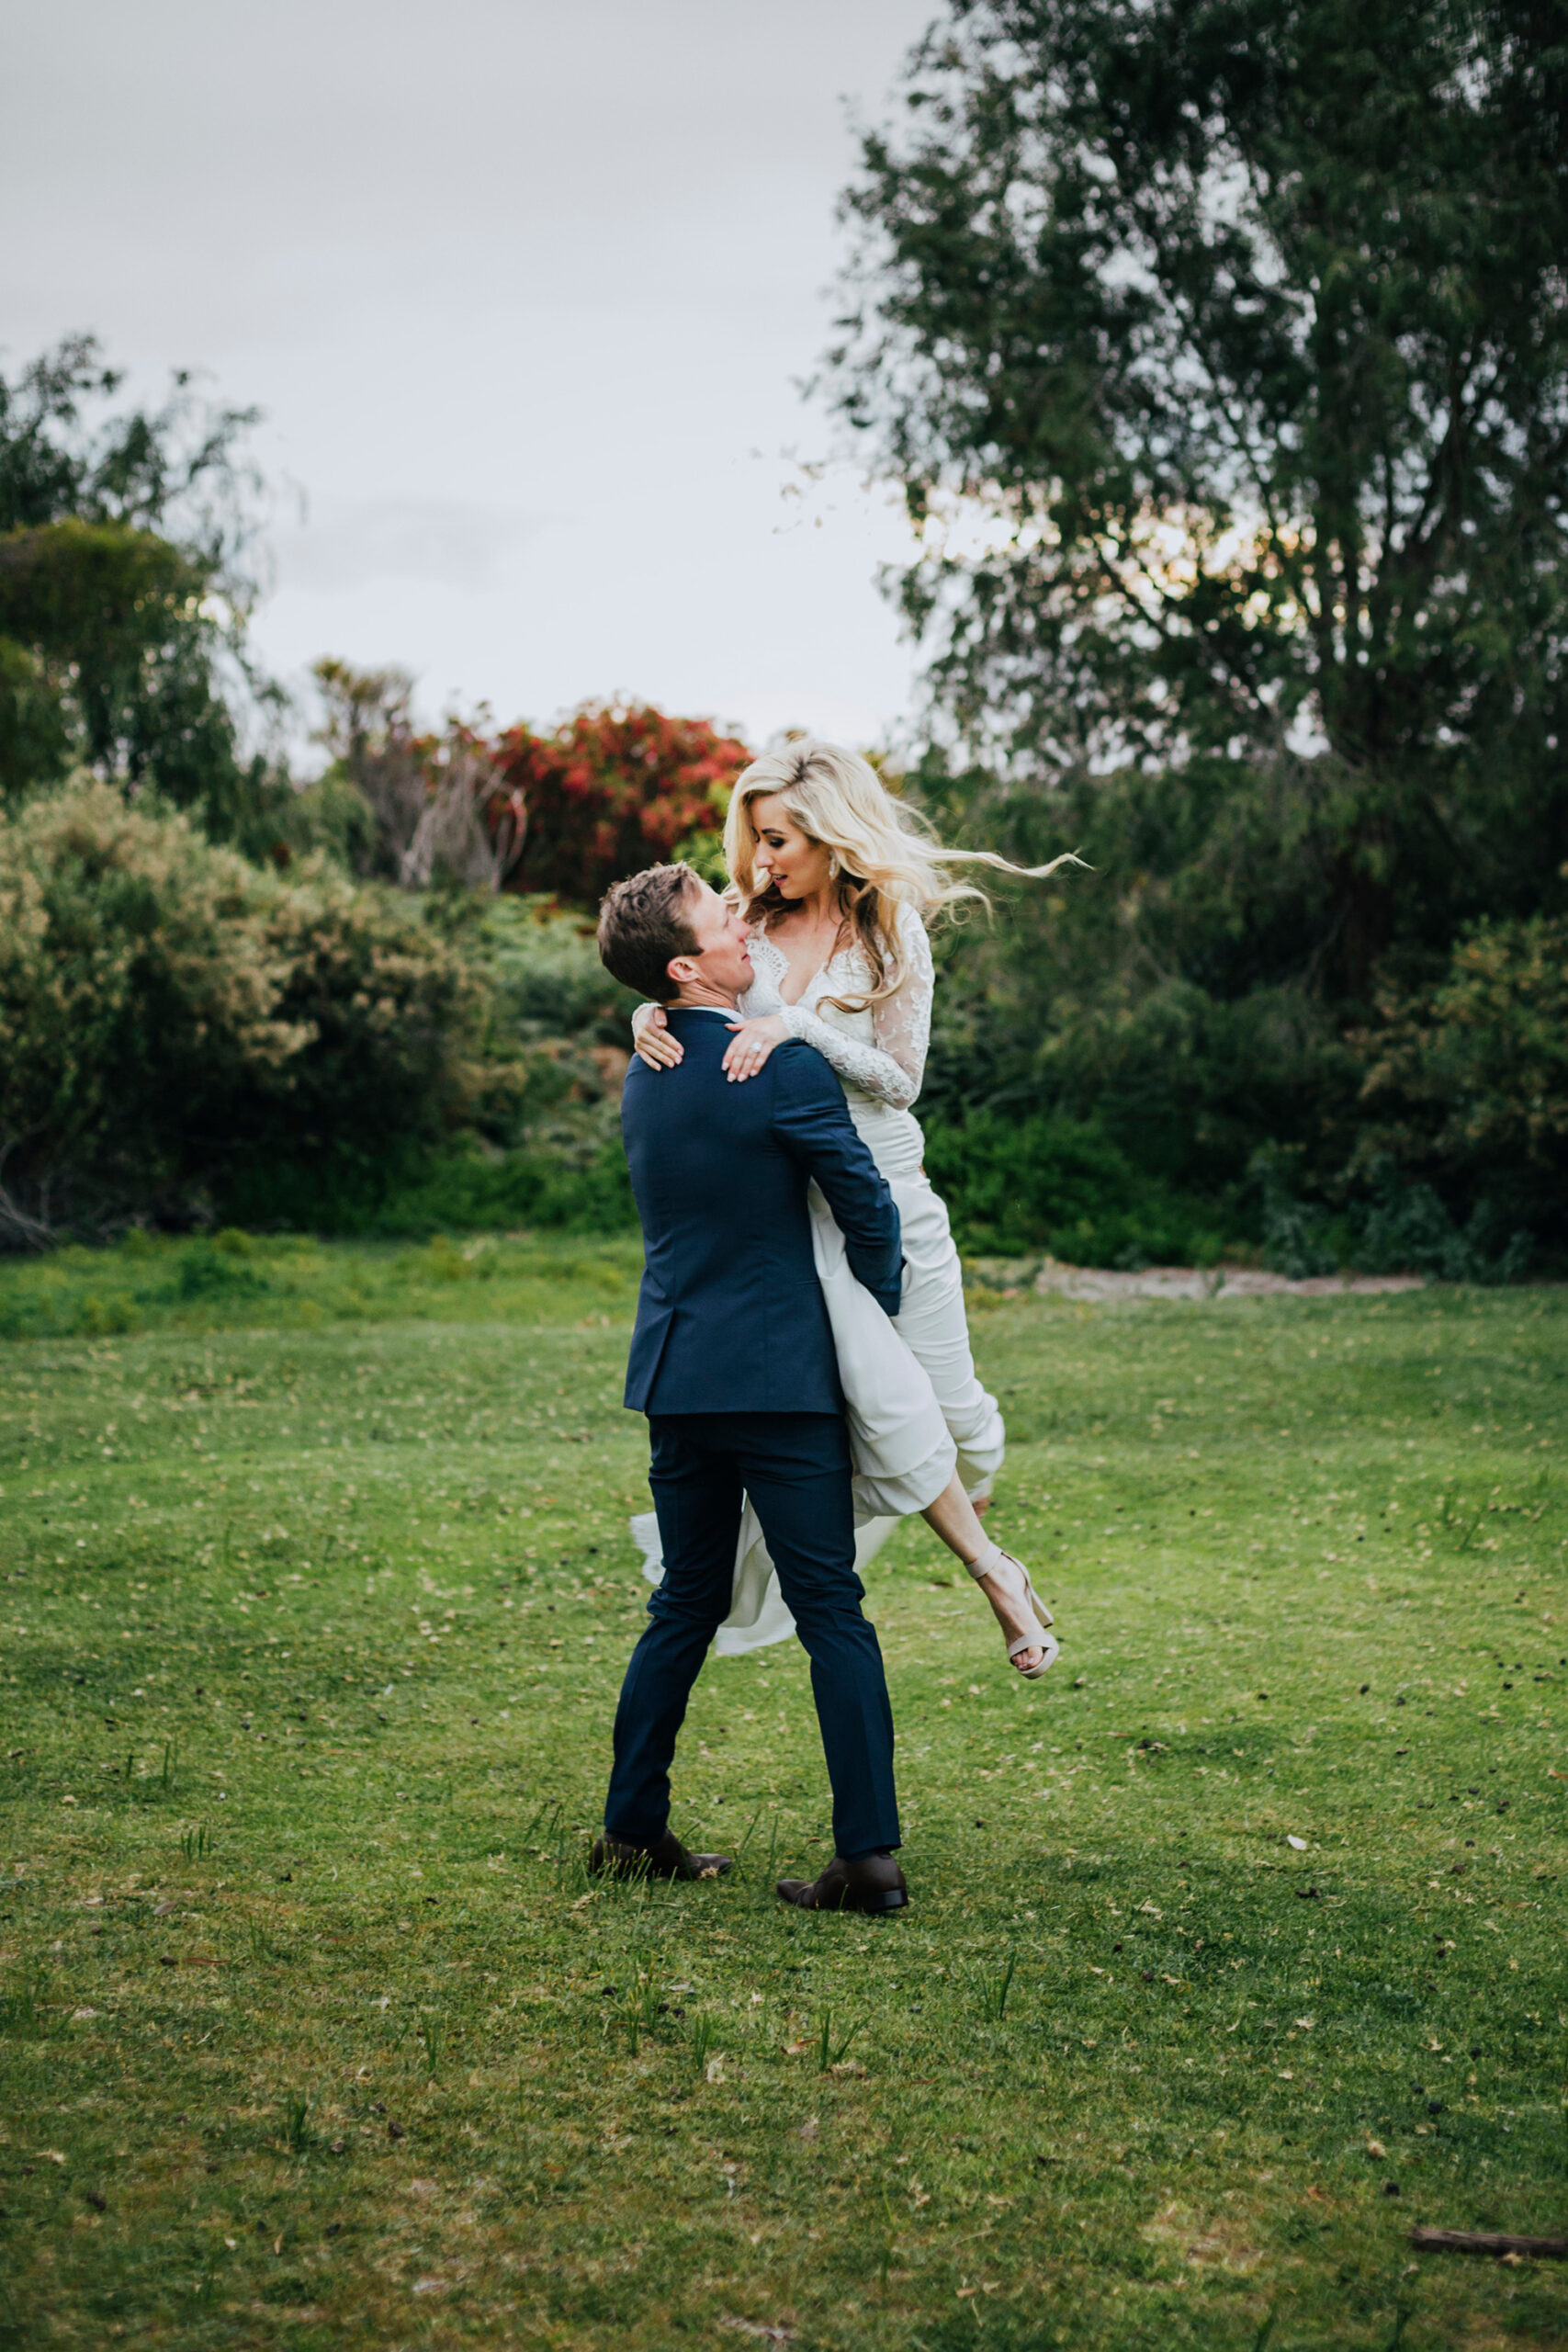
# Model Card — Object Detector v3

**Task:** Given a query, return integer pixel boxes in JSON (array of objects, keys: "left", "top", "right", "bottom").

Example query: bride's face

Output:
[{"left": 750, "top": 795, "right": 833, "bottom": 901}]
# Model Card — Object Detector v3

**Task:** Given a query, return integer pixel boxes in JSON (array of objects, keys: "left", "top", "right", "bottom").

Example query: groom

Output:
[{"left": 592, "top": 861, "right": 910, "bottom": 1914}]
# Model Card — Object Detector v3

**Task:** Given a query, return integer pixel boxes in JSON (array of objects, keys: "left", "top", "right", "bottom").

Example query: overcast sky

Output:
[{"left": 3, "top": 0, "right": 937, "bottom": 757}]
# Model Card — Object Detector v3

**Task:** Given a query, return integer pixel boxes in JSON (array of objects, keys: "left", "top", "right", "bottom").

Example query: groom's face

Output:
[{"left": 668, "top": 879, "right": 753, "bottom": 1001}]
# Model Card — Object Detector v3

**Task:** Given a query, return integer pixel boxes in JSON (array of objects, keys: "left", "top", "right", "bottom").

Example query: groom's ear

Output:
[{"left": 662, "top": 953, "right": 696, "bottom": 995}]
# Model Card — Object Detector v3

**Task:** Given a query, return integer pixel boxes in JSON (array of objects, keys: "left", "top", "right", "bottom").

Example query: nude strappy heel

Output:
[{"left": 965, "top": 1544, "right": 1060, "bottom": 1679}]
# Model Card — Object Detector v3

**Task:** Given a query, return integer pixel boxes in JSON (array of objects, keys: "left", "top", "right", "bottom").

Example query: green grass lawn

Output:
[{"left": 1, "top": 1237, "right": 1564, "bottom": 2351}]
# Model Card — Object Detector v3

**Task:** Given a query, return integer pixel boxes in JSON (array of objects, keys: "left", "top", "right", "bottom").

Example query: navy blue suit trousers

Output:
[{"left": 604, "top": 1410, "right": 900, "bottom": 1861}]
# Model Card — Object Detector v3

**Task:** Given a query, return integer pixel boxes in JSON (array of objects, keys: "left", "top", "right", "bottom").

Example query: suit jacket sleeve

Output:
[{"left": 771, "top": 1044, "right": 904, "bottom": 1317}]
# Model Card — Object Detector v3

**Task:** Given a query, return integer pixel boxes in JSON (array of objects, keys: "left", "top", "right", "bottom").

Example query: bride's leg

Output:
[
  {"left": 920, "top": 1471, "right": 1046, "bottom": 1673},
  {"left": 919, "top": 1470, "right": 987, "bottom": 1563},
  {"left": 890, "top": 1181, "right": 1007, "bottom": 1510}
]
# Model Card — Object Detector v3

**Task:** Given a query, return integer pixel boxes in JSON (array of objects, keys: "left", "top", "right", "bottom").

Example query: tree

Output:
[
  {"left": 0, "top": 336, "right": 283, "bottom": 837},
  {"left": 831, "top": 0, "right": 1568, "bottom": 998},
  {"left": 491, "top": 703, "right": 752, "bottom": 904},
  {"left": 301, "top": 674, "right": 749, "bottom": 905},
  {"left": 1352, "top": 909, "right": 1568, "bottom": 1235},
  {"left": 303, "top": 660, "right": 425, "bottom": 877},
  {"left": 304, "top": 660, "right": 527, "bottom": 890}
]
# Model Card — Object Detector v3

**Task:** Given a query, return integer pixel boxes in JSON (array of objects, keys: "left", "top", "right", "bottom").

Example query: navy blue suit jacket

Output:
[{"left": 620, "top": 1006, "right": 903, "bottom": 1416}]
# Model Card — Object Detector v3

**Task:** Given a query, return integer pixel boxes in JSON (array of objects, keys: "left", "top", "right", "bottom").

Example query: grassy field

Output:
[{"left": 1, "top": 1232, "right": 1564, "bottom": 2352}]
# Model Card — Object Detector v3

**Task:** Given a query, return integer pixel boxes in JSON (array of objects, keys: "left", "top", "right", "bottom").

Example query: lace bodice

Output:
[{"left": 739, "top": 900, "right": 932, "bottom": 1113}]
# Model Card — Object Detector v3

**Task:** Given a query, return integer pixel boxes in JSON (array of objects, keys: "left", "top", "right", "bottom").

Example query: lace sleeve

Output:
[{"left": 780, "top": 905, "right": 933, "bottom": 1112}]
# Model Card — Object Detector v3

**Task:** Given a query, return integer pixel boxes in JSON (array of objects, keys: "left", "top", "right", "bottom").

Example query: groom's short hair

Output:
[{"left": 598, "top": 862, "right": 702, "bottom": 1002}]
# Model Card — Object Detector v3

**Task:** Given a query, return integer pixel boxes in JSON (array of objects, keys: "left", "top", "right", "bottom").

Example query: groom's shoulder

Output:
[
  {"left": 622, "top": 1015, "right": 728, "bottom": 1121},
  {"left": 768, "top": 1035, "right": 840, "bottom": 1109},
  {"left": 627, "top": 1011, "right": 726, "bottom": 1075}
]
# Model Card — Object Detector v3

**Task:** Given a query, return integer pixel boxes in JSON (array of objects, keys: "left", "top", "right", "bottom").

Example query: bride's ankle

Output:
[{"left": 961, "top": 1537, "right": 1004, "bottom": 1580}]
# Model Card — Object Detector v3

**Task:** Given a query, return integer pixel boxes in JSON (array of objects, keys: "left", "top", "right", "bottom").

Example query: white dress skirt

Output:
[{"left": 631, "top": 912, "right": 1005, "bottom": 1654}]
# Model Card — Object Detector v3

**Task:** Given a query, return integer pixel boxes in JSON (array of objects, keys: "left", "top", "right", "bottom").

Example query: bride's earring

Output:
[{"left": 828, "top": 852, "right": 841, "bottom": 879}]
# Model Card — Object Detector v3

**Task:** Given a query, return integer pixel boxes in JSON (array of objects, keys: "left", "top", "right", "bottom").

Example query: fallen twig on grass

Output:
[{"left": 1411, "top": 2228, "right": 1568, "bottom": 2260}]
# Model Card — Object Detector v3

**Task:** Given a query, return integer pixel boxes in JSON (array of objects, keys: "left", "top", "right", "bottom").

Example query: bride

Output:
[{"left": 629, "top": 739, "right": 1077, "bottom": 1679}]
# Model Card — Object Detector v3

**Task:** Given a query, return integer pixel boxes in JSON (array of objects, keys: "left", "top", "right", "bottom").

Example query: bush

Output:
[
  {"left": 351, "top": 1139, "right": 633, "bottom": 1238},
  {"left": 0, "top": 781, "right": 299, "bottom": 1239},
  {"left": 923, "top": 1110, "right": 1229, "bottom": 1264},
  {"left": 206, "top": 898, "right": 643, "bottom": 1238},
  {"left": 909, "top": 752, "right": 1564, "bottom": 1273},
  {"left": 492, "top": 703, "right": 751, "bottom": 905},
  {"left": 248, "top": 860, "right": 490, "bottom": 1160},
  {"left": 0, "top": 780, "right": 494, "bottom": 1242},
  {"left": 218, "top": 1136, "right": 635, "bottom": 1240},
  {"left": 1249, "top": 1145, "right": 1534, "bottom": 1283},
  {"left": 913, "top": 754, "right": 1364, "bottom": 1198},
  {"left": 1353, "top": 913, "right": 1568, "bottom": 1247},
  {"left": 479, "top": 894, "right": 640, "bottom": 1047},
  {"left": 172, "top": 1237, "right": 276, "bottom": 1298},
  {"left": 1354, "top": 1175, "right": 1532, "bottom": 1284}
]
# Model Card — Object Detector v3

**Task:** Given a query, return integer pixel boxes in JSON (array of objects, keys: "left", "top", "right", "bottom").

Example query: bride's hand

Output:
[
  {"left": 631, "top": 1003, "right": 683, "bottom": 1070},
  {"left": 723, "top": 1013, "right": 789, "bottom": 1081}
]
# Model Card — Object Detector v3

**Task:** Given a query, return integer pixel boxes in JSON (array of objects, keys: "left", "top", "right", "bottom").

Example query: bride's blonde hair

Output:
[{"left": 723, "top": 738, "right": 1081, "bottom": 1010}]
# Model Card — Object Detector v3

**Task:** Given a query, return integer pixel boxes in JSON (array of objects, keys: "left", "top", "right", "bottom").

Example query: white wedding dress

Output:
[{"left": 630, "top": 901, "right": 1005, "bottom": 1653}]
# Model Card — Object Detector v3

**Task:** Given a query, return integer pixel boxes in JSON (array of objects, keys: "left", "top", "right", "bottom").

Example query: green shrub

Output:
[
  {"left": 478, "top": 895, "right": 638, "bottom": 1046},
  {"left": 257, "top": 863, "right": 492, "bottom": 1157},
  {"left": 210, "top": 898, "right": 642, "bottom": 1238},
  {"left": 1356, "top": 1182, "right": 1532, "bottom": 1283},
  {"left": 368, "top": 1141, "right": 634, "bottom": 1237},
  {"left": 172, "top": 1241, "right": 275, "bottom": 1300},
  {"left": 0, "top": 780, "right": 303, "bottom": 1239},
  {"left": 1353, "top": 913, "right": 1568, "bottom": 1248},
  {"left": 0, "top": 780, "right": 496, "bottom": 1243},
  {"left": 923, "top": 1111, "right": 1228, "bottom": 1264},
  {"left": 1251, "top": 1146, "right": 1534, "bottom": 1283},
  {"left": 221, "top": 1138, "right": 636, "bottom": 1241},
  {"left": 915, "top": 758, "right": 1364, "bottom": 1200}
]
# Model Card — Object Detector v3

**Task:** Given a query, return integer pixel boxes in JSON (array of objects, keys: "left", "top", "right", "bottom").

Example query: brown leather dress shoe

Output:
[
  {"left": 776, "top": 1851, "right": 908, "bottom": 1914},
  {"left": 590, "top": 1830, "right": 732, "bottom": 1882}
]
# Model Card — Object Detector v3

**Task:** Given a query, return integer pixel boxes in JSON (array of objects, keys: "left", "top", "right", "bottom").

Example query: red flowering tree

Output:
[{"left": 491, "top": 701, "right": 751, "bottom": 905}]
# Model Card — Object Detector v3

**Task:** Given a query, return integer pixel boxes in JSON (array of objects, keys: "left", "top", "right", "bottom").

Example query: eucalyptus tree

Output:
[
  {"left": 0, "top": 335, "right": 280, "bottom": 836},
  {"left": 832, "top": 0, "right": 1568, "bottom": 996}
]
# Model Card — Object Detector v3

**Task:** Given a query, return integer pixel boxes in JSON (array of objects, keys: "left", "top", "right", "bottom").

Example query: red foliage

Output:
[{"left": 491, "top": 702, "right": 751, "bottom": 905}]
